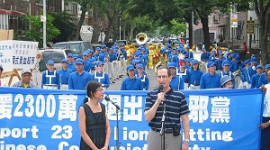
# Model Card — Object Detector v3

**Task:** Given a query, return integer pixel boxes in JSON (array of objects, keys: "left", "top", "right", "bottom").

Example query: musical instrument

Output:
[{"left": 136, "top": 33, "right": 148, "bottom": 45}]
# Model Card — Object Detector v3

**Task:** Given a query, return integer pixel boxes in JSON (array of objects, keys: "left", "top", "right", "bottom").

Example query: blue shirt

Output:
[
  {"left": 258, "top": 73, "right": 269, "bottom": 87},
  {"left": 83, "top": 60, "right": 91, "bottom": 72},
  {"left": 248, "top": 66, "right": 257, "bottom": 79},
  {"left": 242, "top": 68, "right": 252, "bottom": 83},
  {"left": 201, "top": 52, "right": 210, "bottom": 62},
  {"left": 170, "top": 75, "right": 184, "bottom": 90},
  {"left": 215, "top": 59, "right": 224, "bottom": 71},
  {"left": 185, "top": 69, "right": 203, "bottom": 86},
  {"left": 136, "top": 74, "right": 149, "bottom": 90},
  {"left": 108, "top": 53, "right": 117, "bottom": 62},
  {"left": 251, "top": 73, "right": 261, "bottom": 89},
  {"left": 121, "top": 76, "right": 143, "bottom": 90},
  {"left": 68, "top": 71, "right": 92, "bottom": 90},
  {"left": 91, "top": 72, "right": 110, "bottom": 88},
  {"left": 99, "top": 51, "right": 108, "bottom": 62},
  {"left": 42, "top": 70, "right": 60, "bottom": 89},
  {"left": 200, "top": 73, "right": 221, "bottom": 89},
  {"left": 67, "top": 62, "right": 76, "bottom": 72},
  {"left": 57, "top": 68, "right": 72, "bottom": 84}
]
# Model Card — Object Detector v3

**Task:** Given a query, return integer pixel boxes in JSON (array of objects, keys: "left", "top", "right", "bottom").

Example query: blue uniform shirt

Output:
[
  {"left": 57, "top": 68, "right": 72, "bottom": 84},
  {"left": 136, "top": 74, "right": 149, "bottom": 90},
  {"left": 200, "top": 73, "right": 221, "bottom": 89},
  {"left": 67, "top": 62, "right": 76, "bottom": 72},
  {"left": 248, "top": 66, "right": 257, "bottom": 79},
  {"left": 91, "top": 72, "right": 110, "bottom": 88},
  {"left": 185, "top": 69, "right": 203, "bottom": 86},
  {"left": 242, "top": 68, "right": 252, "bottom": 84},
  {"left": 83, "top": 60, "right": 91, "bottom": 72},
  {"left": 215, "top": 59, "right": 224, "bottom": 71},
  {"left": 68, "top": 71, "right": 92, "bottom": 90},
  {"left": 258, "top": 73, "right": 269, "bottom": 87},
  {"left": 251, "top": 73, "right": 261, "bottom": 89},
  {"left": 121, "top": 76, "right": 143, "bottom": 90},
  {"left": 201, "top": 52, "right": 210, "bottom": 62},
  {"left": 42, "top": 70, "right": 60, "bottom": 89},
  {"left": 170, "top": 75, "right": 184, "bottom": 90}
]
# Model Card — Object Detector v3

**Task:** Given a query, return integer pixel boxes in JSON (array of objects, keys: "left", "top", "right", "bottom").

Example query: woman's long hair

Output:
[{"left": 83, "top": 81, "right": 102, "bottom": 104}]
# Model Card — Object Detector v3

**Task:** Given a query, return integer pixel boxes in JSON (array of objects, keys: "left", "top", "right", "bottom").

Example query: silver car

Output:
[{"left": 39, "top": 48, "right": 72, "bottom": 70}]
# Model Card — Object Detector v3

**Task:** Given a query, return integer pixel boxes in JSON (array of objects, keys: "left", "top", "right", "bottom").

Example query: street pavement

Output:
[{"left": 107, "top": 68, "right": 159, "bottom": 90}]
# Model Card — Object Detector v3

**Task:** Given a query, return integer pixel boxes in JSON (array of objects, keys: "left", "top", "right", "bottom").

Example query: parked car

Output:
[
  {"left": 53, "top": 41, "right": 93, "bottom": 57},
  {"left": 39, "top": 48, "right": 72, "bottom": 70}
]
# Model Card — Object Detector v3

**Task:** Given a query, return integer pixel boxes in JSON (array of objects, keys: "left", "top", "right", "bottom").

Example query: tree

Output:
[
  {"left": 22, "top": 13, "right": 60, "bottom": 47},
  {"left": 48, "top": 11, "right": 77, "bottom": 43},
  {"left": 254, "top": 0, "right": 270, "bottom": 64}
]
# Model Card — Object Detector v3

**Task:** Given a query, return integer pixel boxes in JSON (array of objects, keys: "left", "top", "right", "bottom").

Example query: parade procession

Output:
[{"left": 1, "top": 0, "right": 270, "bottom": 150}]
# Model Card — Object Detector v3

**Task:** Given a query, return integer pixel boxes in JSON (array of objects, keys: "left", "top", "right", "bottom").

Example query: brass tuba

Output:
[{"left": 136, "top": 33, "right": 148, "bottom": 45}]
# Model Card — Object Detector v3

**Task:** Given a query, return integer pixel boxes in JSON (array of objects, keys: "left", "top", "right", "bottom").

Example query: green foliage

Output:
[
  {"left": 22, "top": 13, "right": 60, "bottom": 47},
  {"left": 48, "top": 11, "right": 76, "bottom": 42}
]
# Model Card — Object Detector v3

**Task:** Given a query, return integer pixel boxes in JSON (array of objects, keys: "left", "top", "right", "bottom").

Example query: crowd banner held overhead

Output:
[
  {"left": 0, "top": 87, "right": 263, "bottom": 150},
  {"left": 0, "top": 40, "right": 38, "bottom": 72}
]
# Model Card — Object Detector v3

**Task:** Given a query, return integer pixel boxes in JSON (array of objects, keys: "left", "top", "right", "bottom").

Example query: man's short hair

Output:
[{"left": 157, "top": 66, "right": 171, "bottom": 77}]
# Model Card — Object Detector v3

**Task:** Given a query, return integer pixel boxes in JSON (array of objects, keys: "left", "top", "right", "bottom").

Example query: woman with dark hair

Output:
[{"left": 79, "top": 81, "right": 111, "bottom": 150}]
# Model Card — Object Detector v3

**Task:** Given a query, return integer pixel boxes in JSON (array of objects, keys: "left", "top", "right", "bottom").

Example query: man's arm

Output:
[
  {"left": 181, "top": 114, "right": 189, "bottom": 150},
  {"left": 144, "top": 93, "right": 164, "bottom": 122}
]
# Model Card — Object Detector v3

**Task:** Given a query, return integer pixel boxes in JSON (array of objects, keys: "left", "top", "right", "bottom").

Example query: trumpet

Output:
[{"left": 136, "top": 33, "right": 148, "bottom": 45}]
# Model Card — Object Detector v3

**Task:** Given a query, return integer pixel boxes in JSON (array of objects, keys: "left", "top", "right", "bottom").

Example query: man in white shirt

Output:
[{"left": 259, "top": 69, "right": 270, "bottom": 150}]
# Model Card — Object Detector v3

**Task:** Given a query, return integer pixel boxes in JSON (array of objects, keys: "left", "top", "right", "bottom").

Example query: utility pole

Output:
[{"left": 42, "top": 0, "right": 46, "bottom": 49}]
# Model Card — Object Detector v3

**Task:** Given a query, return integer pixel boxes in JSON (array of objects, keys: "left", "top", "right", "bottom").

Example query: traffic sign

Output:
[{"left": 246, "top": 20, "right": 255, "bottom": 34}]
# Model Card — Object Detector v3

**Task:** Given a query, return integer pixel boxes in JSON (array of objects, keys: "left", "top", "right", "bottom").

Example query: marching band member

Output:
[
  {"left": 82, "top": 53, "right": 91, "bottom": 72},
  {"left": 229, "top": 55, "right": 241, "bottom": 73},
  {"left": 121, "top": 65, "right": 143, "bottom": 90},
  {"left": 251, "top": 65, "right": 264, "bottom": 89},
  {"left": 258, "top": 64, "right": 270, "bottom": 87},
  {"left": 220, "top": 60, "right": 235, "bottom": 87},
  {"left": 248, "top": 57, "right": 258, "bottom": 78},
  {"left": 87, "top": 50, "right": 96, "bottom": 73},
  {"left": 220, "top": 75, "right": 234, "bottom": 89},
  {"left": 99, "top": 45, "right": 109, "bottom": 74},
  {"left": 215, "top": 51, "right": 225, "bottom": 72},
  {"left": 200, "top": 61, "right": 221, "bottom": 89},
  {"left": 185, "top": 59, "right": 203, "bottom": 90},
  {"left": 107, "top": 48, "right": 117, "bottom": 83},
  {"left": 91, "top": 61, "right": 110, "bottom": 90},
  {"left": 57, "top": 59, "right": 72, "bottom": 89},
  {"left": 118, "top": 43, "right": 128, "bottom": 78},
  {"left": 68, "top": 58, "right": 92, "bottom": 90},
  {"left": 241, "top": 59, "right": 251, "bottom": 89},
  {"left": 135, "top": 64, "right": 149, "bottom": 90},
  {"left": 42, "top": 60, "right": 60, "bottom": 89},
  {"left": 67, "top": 53, "right": 76, "bottom": 72},
  {"left": 168, "top": 62, "right": 184, "bottom": 90},
  {"left": 208, "top": 49, "right": 217, "bottom": 61},
  {"left": 200, "top": 48, "right": 210, "bottom": 62}
]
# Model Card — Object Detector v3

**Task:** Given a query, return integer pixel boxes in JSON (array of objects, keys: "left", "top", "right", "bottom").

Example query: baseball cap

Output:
[
  {"left": 207, "top": 61, "right": 216, "bottom": 68},
  {"left": 220, "top": 75, "right": 233, "bottom": 87},
  {"left": 264, "top": 64, "right": 270, "bottom": 69},
  {"left": 137, "top": 64, "right": 144, "bottom": 69},
  {"left": 167, "top": 62, "right": 177, "bottom": 68},
  {"left": 61, "top": 59, "right": 68, "bottom": 63},
  {"left": 243, "top": 59, "right": 250, "bottom": 65},
  {"left": 47, "top": 60, "right": 54, "bottom": 65},
  {"left": 222, "top": 60, "right": 230, "bottom": 66},
  {"left": 96, "top": 47, "right": 101, "bottom": 51},
  {"left": 126, "top": 65, "right": 135, "bottom": 71},
  {"left": 75, "top": 58, "right": 84, "bottom": 65},
  {"left": 96, "top": 61, "right": 104, "bottom": 66},
  {"left": 250, "top": 57, "right": 257, "bottom": 63},
  {"left": 102, "top": 45, "right": 107, "bottom": 49},
  {"left": 256, "top": 64, "right": 264, "bottom": 69},
  {"left": 67, "top": 53, "right": 73, "bottom": 57},
  {"left": 21, "top": 68, "right": 32, "bottom": 75},
  {"left": 192, "top": 60, "right": 199, "bottom": 65}
]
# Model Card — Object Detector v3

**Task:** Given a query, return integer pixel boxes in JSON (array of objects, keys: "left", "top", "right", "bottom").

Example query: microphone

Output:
[
  {"left": 159, "top": 85, "right": 164, "bottom": 104},
  {"left": 159, "top": 85, "right": 163, "bottom": 92},
  {"left": 105, "top": 96, "right": 122, "bottom": 111}
]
